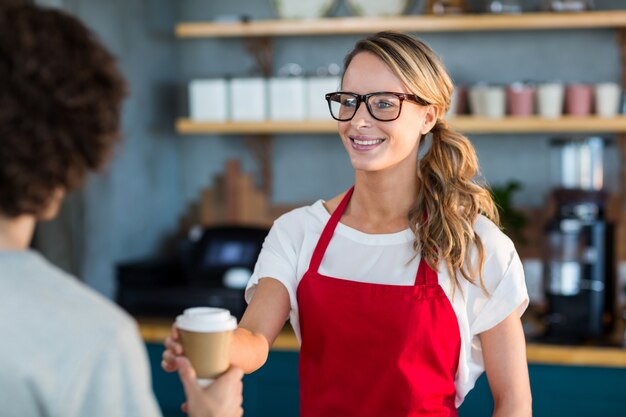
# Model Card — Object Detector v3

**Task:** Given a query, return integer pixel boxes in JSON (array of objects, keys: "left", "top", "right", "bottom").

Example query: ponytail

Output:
[
  {"left": 343, "top": 32, "right": 499, "bottom": 293},
  {"left": 410, "top": 120, "right": 499, "bottom": 293}
]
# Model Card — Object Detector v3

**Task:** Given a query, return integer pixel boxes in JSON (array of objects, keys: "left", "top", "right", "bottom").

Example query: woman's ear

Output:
[{"left": 421, "top": 105, "right": 439, "bottom": 135}]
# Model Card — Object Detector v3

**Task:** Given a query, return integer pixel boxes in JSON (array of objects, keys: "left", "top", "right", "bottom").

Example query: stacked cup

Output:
[
  {"left": 535, "top": 81, "right": 623, "bottom": 118},
  {"left": 565, "top": 83, "right": 593, "bottom": 116},
  {"left": 469, "top": 83, "right": 506, "bottom": 118},
  {"left": 537, "top": 82, "right": 565, "bottom": 118},
  {"left": 432, "top": 81, "right": 622, "bottom": 119},
  {"left": 594, "top": 82, "right": 621, "bottom": 118},
  {"left": 506, "top": 82, "right": 535, "bottom": 117}
]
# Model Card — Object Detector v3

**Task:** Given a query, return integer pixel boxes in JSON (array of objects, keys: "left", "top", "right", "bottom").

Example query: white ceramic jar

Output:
[
  {"left": 189, "top": 79, "right": 229, "bottom": 121},
  {"left": 306, "top": 76, "right": 340, "bottom": 120},
  {"left": 268, "top": 77, "right": 306, "bottom": 120},
  {"left": 229, "top": 77, "right": 267, "bottom": 121}
]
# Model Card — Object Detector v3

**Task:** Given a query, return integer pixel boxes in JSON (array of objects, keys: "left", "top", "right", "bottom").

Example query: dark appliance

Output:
[
  {"left": 543, "top": 137, "right": 616, "bottom": 341},
  {"left": 116, "top": 225, "right": 269, "bottom": 320}
]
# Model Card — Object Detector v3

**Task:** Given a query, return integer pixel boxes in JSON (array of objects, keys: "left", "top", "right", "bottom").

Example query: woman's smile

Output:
[{"left": 349, "top": 134, "right": 386, "bottom": 151}]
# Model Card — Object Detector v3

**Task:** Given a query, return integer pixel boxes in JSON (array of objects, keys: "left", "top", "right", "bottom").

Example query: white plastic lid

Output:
[{"left": 176, "top": 307, "right": 237, "bottom": 332}]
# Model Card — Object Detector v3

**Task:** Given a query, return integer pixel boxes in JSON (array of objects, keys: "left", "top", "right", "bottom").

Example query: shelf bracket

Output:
[
  {"left": 616, "top": 28, "right": 626, "bottom": 203},
  {"left": 244, "top": 36, "right": 273, "bottom": 77},
  {"left": 617, "top": 28, "right": 626, "bottom": 193},
  {"left": 242, "top": 37, "right": 273, "bottom": 199},
  {"left": 615, "top": 29, "right": 626, "bottom": 260},
  {"left": 245, "top": 134, "right": 273, "bottom": 198},
  {"left": 619, "top": 29, "right": 626, "bottom": 87}
]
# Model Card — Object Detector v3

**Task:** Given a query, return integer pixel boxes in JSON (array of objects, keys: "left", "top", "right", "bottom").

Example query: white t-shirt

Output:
[
  {"left": 0, "top": 250, "right": 161, "bottom": 417},
  {"left": 245, "top": 200, "right": 529, "bottom": 407}
]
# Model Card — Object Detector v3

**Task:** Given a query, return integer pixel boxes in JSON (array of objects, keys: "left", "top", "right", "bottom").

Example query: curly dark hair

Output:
[{"left": 0, "top": 4, "right": 127, "bottom": 218}]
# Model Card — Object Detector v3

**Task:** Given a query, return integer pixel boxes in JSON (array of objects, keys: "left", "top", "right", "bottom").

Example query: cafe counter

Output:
[
  {"left": 138, "top": 317, "right": 626, "bottom": 368},
  {"left": 140, "top": 317, "right": 626, "bottom": 417}
]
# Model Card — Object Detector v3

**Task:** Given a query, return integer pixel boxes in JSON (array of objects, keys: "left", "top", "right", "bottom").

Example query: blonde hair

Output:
[{"left": 343, "top": 32, "right": 500, "bottom": 292}]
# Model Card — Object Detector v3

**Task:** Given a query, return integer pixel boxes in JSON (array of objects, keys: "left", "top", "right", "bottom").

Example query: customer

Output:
[
  {"left": 164, "top": 32, "right": 531, "bottom": 416},
  {"left": 0, "top": 4, "right": 242, "bottom": 417}
]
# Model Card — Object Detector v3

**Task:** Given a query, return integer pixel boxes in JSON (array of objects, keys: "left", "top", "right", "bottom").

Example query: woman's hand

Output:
[{"left": 161, "top": 322, "right": 183, "bottom": 372}]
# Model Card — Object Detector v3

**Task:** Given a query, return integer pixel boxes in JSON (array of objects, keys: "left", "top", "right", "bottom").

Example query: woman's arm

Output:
[
  {"left": 162, "top": 277, "right": 291, "bottom": 375},
  {"left": 479, "top": 311, "right": 532, "bottom": 417},
  {"left": 230, "top": 277, "right": 291, "bottom": 373}
]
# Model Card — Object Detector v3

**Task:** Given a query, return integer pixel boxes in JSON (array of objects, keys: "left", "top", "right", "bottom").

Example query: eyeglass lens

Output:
[{"left": 328, "top": 93, "right": 403, "bottom": 121}]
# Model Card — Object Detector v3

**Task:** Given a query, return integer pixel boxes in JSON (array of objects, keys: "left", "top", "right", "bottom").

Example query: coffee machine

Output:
[
  {"left": 116, "top": 225, "right": 269, "bottom": 320},
  {"left": 544, "top": 137, "right": 616, "bottom": 341}
]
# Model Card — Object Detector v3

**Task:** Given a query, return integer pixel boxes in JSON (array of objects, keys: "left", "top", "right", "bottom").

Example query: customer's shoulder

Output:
[
  {"left": 29, "top": 254, "right": 136, "bottom": 333},
  {"left": 54, "top": 283, "right": 138, "bottom": 354},
  {"left": 61, "top": 278, "right": 134, "bottom": 332},
  {"left": 0, "top": 251, "right": 137, "bottom": 351}
]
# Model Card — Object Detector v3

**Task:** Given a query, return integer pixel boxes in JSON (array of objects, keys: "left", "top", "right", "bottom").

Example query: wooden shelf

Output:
[
  {"left": 177, "top": 119, "right": 336, "bottom": 134},
  {"left": 450, "top": 115, "right": 626, "bottom": 134},
  {"left": 177, "top": 116, "right": 626, "bottom": 135},
  {"left": 176, "top": 11, "right": 626, "bottom": 38}
]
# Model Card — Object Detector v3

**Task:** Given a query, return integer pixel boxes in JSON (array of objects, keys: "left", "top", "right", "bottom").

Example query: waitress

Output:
[{"left": 164, "top": 31, "right": 531, "bottom": 417}]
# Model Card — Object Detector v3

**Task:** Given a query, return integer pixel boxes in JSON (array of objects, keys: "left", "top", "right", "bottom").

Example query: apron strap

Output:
[
  {"left": 414, "top": 211, "right": 438, "bottom": 286},
  {"left": 415, "top": 257, "right": 438, "bottom": 286},
  {"left": 309, "top": 185, "right": 438, "bottom": 286},
  {"left": 308, "top": 186, "right": 354, "bottom": 273}
]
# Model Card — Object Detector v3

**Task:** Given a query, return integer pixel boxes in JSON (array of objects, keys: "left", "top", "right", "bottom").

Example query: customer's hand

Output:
[
  {"left": 177, "top": 357, "right": 244, "bottom": 417},
  {"left": 162, "top": 323, "right": 183, "bottom": 372}
]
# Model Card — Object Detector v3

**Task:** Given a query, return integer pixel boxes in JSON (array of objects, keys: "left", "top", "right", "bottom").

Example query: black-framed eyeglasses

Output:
[{"left": 325, "top": 91, "right": 429, "bottom": 122}]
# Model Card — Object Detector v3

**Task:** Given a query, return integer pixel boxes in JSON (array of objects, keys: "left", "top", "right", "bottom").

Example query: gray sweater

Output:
[{"left": 0, "top": 250, "right": 162, "bottom": 417}]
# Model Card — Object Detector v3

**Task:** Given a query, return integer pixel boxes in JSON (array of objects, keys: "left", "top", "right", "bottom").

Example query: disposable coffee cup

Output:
[{"left": 176, "top": 307, "right": 237, "bottom": 387}]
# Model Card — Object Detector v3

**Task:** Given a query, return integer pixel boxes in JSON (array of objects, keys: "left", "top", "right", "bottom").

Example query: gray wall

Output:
[
  {"left": 35, "top": 0, "right": 626, "bottom": 299},
  {"left": 179, "top": 0, "right": 623, "bottom": 207},
  {"left": 35, "top": 0, "right": 183, "bottom": 297}
]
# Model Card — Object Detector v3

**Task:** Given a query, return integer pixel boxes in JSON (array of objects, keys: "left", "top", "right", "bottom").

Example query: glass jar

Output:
[
  {"left": 486, "top": 0, "right": 522, "bottom": 14},
  {"left": 423, "top": 0, "right": 468, "bottom": 15},
  {"left": 543, "top": 0, "right": 594, "bottom": 12}
]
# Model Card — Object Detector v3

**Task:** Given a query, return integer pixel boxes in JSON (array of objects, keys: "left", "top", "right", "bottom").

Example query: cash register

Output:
[{"left": 116, "top": 225, "right": 269, "bottom": 320}]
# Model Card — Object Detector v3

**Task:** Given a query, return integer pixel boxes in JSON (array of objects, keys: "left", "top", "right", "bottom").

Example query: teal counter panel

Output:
[{"left": 147, "top": 344, "right": 626, "bottom": 417}]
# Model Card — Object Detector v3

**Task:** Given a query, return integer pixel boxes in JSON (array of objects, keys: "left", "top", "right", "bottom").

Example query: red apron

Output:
[{"left": 297, "top": 186, "right": 461, "bottom": 417}]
